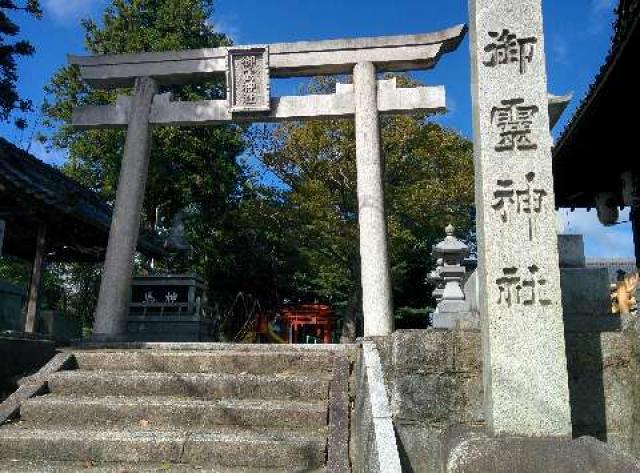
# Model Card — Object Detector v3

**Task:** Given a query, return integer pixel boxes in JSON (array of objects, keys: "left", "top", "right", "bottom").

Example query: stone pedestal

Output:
[
  {"left": 445, "top": 431, "right": 640, "bottom": 473},
  {"left": 469, "top": 0, "right": 571, "bottom": 436},
  {"left": 126, "top": 274, "right": 214, "bottom": 342}
]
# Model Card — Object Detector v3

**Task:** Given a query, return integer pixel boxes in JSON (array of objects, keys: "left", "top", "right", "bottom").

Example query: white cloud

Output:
[
  {"left": 551, "top": 34, "right": 569, "bottom": 64},
  {"left": 592, "top": 0, "right": 616, "bottom": 14},
  {"left": 43, "top": 0, "right": 105, "bottom": 25},
  {"left": 212, "top": 13, "right": 241, "bottom": 42},
  {"left": 589, "top": 0, "right": 616, "bottom": 34},
  {"left": 29, "top": 139, "right": 67, "bottom": 167},
  {"left": 559, "top": 208, "right": 635, "bottom": 259}
]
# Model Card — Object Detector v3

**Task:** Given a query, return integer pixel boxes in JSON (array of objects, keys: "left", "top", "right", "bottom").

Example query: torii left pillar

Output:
[
  {"left": 354, "top": 62, "right": 394, "bottom": 337},
  {"left": 92, "top": 77, "right": 157, "bottom": 339}
]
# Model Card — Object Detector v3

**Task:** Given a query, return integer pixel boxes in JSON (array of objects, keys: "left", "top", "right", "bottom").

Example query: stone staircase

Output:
[{"left": 0, "top": 344, "right": 352, "bottom": 472}]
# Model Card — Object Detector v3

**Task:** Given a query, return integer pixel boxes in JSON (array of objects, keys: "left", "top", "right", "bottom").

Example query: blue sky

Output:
[{"left": 0, "top": 0, "right": 634, "bottom": 259}]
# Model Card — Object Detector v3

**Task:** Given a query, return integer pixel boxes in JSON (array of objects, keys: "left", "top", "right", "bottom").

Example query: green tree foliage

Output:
[
  {"left": 0, "top": 0, "right": 41, "bottom": 127},
  {"left": 42, "top": 0, "right": 245, "bottom": 325},
  {"left": 251, "top": 76, "right": 475, "bottom": 339},
  {"left": 39, "top": 1, "right": 475, "bottom": 340}
]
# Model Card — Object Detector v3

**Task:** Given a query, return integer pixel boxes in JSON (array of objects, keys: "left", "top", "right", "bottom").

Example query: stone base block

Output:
[
  {"left": 127, "top": 316, "right": 216, "bottom": 342},
  {"left": 561, "top": 267, "right": 611, "bottom": 316},
  {"left": 446, "top": 432, "right": 640, "bottom": 473},
  {"left": 432, "top": 311, "right": 480, "bottom": 330}
]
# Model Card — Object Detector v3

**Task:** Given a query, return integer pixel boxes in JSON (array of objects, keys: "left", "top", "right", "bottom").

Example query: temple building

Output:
[
  {"left": 553, "top": 0, "right": 640, "bottom": 267},
  {"left": 0, "top": 138, "right": 160, "bottom": 334}
]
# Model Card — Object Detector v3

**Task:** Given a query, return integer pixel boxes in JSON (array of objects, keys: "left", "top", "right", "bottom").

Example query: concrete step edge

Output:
[
  {"left": 23, "top": 395, "right": 328, "bottom": 412},
  {"left": 0, "top": 426, "right": 327, "bottom": 443},
  {"left": 20, "top": 395, "right": 329, "bottom": 430},
  {"left": 0, "top": 459, "right": 326, "bottom": 473},
  {"left": 70, "top": 342, "right": 355, "bottom": 352},
  {"left": 49, "top": 370, "right": 332, "bottom": 381}
]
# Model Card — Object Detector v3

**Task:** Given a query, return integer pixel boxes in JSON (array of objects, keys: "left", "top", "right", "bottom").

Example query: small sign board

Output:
[{"left": 226, "top": 46, "right": 271, "bottom": 113}]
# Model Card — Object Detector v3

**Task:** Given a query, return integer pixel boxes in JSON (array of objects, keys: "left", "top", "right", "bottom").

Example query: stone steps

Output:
[
  {"left": 71, "top": 350, "right": 333, "bottom": 375},
  {"left": 0, "top": 459, "right": 325, "bottom": 472},
  {"left": 21, "top": 395, "right": 328, "bottom": 431},
  {"left": 47, "top": 370, "right": 330, "bottom": 401},
  {"left": 0, "top": 427, "right": 326, "bottom": 467},
  {"left": 0, "top": 345, "right": 349, "bottom": 471}
]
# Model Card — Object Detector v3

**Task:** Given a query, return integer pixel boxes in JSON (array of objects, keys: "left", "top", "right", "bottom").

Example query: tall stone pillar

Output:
[
  {"left": 93, "top": 76, "right": 158, "bottom": 339},
  {"left": 353, "top": 62, "right": 393, "bottom": 337},
  {"left": 469, "top": 0, "right": 572, "bottom": 436},
  {"left": 25, "top": 222, "right": 47, "bottom": 333}
]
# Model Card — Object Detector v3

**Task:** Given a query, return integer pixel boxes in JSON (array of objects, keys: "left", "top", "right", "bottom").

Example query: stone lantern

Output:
[
  {"left": 432, "top": 224, "right": 469, "bottom": 313},
  {"left": 429, "top": 224, "right": 479, "bottom": 329},
  {"left": 426, "top": 257, "right": 445, "bottom": 304}
]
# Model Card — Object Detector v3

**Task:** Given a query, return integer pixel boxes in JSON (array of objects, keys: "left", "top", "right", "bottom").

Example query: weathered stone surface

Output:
[
  {"left": 20, "top": 396, "right": 328, "bottom": 431},
  {"left": 446, "top": 434, "right": 640, "bottom": 473},
  {"left": 74, "top": 79, "right": 446, "bottom": 128},
  {"left": 558, "top": 235, "right": 586, "bottom": 268},
  {"left": 561, "top": 268, "right": 611, "bottom": 316},
  {"left": 469, "top": 0, "right": 571, "bottom": 436},
  {"left": 392, "top": 330, "right": 455, "bottom": 374},
  {"left": 0, "top": 460, "right": 325, "bottom": 473},
  {"left": 433, "top": 311, "right": 480, "bottom": 330},
  {"left": 392, "top": 374, "right": 463, "bottom": 423},
  {"left": 0, "top": 337, "right": 55, "bottom": 388},
  {"left": 354, "top": 62, "right": 393, "bottom": 337},
  {"left": 69, "top": 26, "right": 467, "bottom": 88},
  {"left": 389, "top": 324, "right": 640, "bottom": 471},
  {"left": 72, "top": 350, "right": 333, "bottom": 375},
  {"left": 92, "top": 76, "right": 158, "bottom": 339},
  {"left": 395, "top": 423, "right": 444, "bottom": 473},
  {"left": 352, "top": 341, "right": 402, "bottom": 473},
  {"left": 1, "top": 352, "right": 73, "bottom": 425},
  {"left": 453, "top": 330, "right": 482, "bottom": 373},
  {"left": 326, "top": 356, "right": 350, "bottom": 473},
  {"left": 47, "top": 370, "right": 330, "bottom": 401},
  {"left": 0, "top": 344, "right": 347, "bottom": 470}
]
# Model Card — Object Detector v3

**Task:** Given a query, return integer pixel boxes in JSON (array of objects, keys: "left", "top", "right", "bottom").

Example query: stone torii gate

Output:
[{"left": 70, "top": 26, "right": 466, "bottom": 341}]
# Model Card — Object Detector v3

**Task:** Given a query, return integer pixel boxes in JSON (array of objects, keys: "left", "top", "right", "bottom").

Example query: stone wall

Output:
[
  {"left": 566, "top": 316, "right": 640, "bottom": 456},
  {"left": 0, "top": 280, "right": 26, "bottom": 332},
  {"left": 0, "top": 336, "right": 55, "bottom": 401},
  {"left": 380, "top": 325, "right": 640, "bottom": 473},
  {"left": 352, "top": 341, "right": 402, "bottom": 473}
]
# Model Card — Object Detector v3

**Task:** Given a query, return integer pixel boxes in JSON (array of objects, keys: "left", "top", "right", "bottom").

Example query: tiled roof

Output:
[
  {"left": 555, "top": 0, "right": 639, "bottom": 153},
  {"left": 0, "top": 138, "right": 112, "bottom": 232},
  {"left": 0, "top": 137, "right": 161, "bottom": 260}
]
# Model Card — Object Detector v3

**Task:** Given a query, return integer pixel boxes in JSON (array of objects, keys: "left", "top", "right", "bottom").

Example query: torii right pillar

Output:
[{"left": 469, "top": 0, "right": 572, "bottom": 436}]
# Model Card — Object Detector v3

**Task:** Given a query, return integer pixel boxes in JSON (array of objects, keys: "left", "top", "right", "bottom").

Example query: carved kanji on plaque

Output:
[
  {"left": 484, "top": 29, "right": 537, "bottom": 74},
  {"left": 227, "top": 47, "right": 271, "bottom": 113},
  {"left": 495, "top": 265, "right": 553, "bottom": 307},
  {"left": 491, "top": 172, "right": 548, "bottom": 241},
  {"left": 491, "top": 98, "right": 539, "bottom": 152}
]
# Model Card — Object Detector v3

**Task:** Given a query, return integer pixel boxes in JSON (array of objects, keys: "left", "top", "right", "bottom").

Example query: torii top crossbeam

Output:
[{"left": 69, "top": 25, "right": 466, "bottom": 88}]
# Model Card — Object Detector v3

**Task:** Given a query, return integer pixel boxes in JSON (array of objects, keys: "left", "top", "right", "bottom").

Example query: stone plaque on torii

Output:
[{"left": 70, "top": 26, "right": 466, "bottom": 340}]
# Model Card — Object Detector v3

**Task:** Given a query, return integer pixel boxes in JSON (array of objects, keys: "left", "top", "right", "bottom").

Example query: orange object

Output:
[
  {"left": 255, "top": 304, "right": 336, "bottom": 344},
  {"left": 281, "top": 304, "right": 336, "bottom": 344}
]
